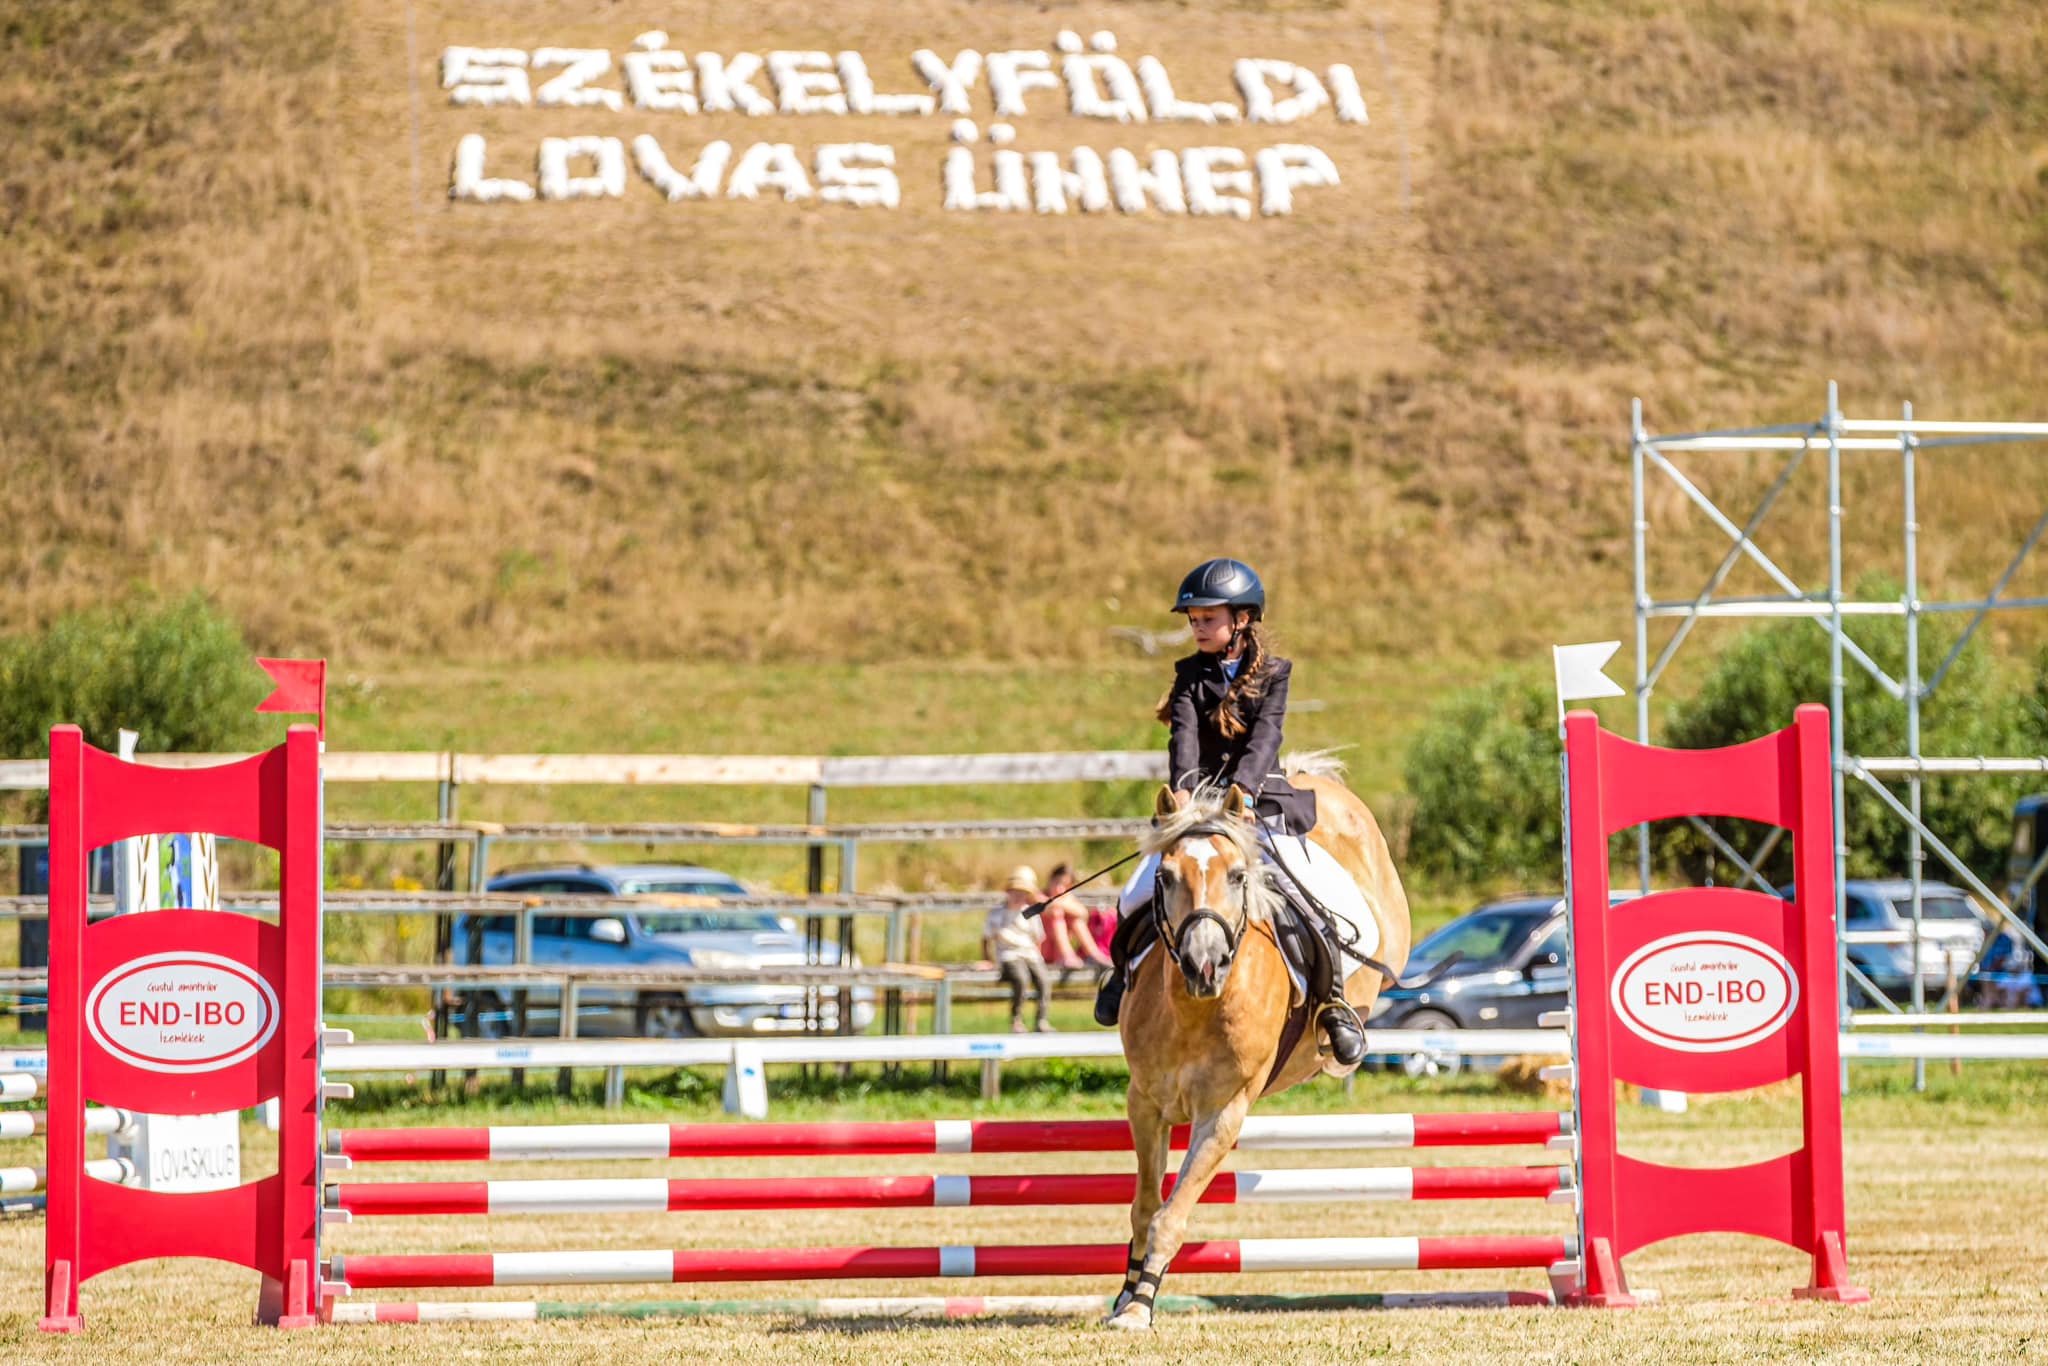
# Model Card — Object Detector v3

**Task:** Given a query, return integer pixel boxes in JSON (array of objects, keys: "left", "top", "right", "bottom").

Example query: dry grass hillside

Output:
[{"left": 3, "top": 0, "right": 2046, "bottom": 665}]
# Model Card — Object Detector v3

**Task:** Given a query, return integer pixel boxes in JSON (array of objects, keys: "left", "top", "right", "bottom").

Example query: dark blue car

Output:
[{"left": 1368, "top": 895, "right": 1571, "bottom": 1077}]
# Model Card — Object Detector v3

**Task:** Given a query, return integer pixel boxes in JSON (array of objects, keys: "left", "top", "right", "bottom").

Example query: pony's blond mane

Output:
[
  {"left": 1281, "top": 747, "right": 1350, "bottom": 780},
  {"left": 1140, "top": 783, "right": 1282, "bottom": 923}
]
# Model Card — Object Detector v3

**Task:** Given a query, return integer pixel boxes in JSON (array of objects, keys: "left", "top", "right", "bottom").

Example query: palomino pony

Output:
[{"left": 1108, "top": 763, "right": 1412, "bottom": 1330}]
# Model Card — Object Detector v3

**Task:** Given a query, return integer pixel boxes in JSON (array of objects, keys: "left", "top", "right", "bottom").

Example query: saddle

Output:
[
  {"left": 1258, "top": 886, "right": 1350, "bottom": 1092},
  {"left": 1267, "top": 890, "right": 1344, "bottom": 1007}
]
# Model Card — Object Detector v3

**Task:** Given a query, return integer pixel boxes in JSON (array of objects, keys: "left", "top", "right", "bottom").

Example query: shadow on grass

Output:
[{"left": 612, "top": 1293, "right": 1493, "bottom": 1336}]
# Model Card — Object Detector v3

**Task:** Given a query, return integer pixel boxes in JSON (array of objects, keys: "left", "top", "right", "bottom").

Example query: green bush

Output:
[
  {"left": 1402, "top": 676, "right": 1562, "bottom": 885},
  {"left": 0, "top": 594, "right": 268, "bottom": 760},
  {"left": 2027, "top": 648, "right": 2048, "bottom": 754},
  {"left": 1400, "top": 603, "right": 2043, "bottom": 895},
  {"left": 1662, "top": 589, "right": 2032, "bottom": 887}
]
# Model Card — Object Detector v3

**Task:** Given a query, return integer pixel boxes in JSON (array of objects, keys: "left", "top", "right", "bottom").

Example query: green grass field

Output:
[{"left": 2, "top": 1063, "right": 2043, "bottom": 1360}]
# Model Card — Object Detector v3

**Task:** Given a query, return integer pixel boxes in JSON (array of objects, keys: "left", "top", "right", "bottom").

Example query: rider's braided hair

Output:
[
  {"left": 1213, "top": 619, "right": 1273, "bottom": 738},
  {"left": 1154, "top": 616, "right": 1276, "bottom": 738}
]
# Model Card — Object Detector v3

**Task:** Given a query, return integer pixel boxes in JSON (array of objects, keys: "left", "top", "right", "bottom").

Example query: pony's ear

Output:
[
  {"left": 1223, "top": 784, "right": 1250, "bottom": 820},
  {"left": 1154, "top": 785, "right": 1186, "bottom": 821}
]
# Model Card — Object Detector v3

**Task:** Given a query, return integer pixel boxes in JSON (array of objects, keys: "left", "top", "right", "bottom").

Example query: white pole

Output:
[{"left": 109, "top": 732, "right": 241, "bottom": 1193}]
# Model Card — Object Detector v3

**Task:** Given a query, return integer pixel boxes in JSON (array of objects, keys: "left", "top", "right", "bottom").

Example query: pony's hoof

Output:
[{"left": 1105, "top": 1304, "right": 1154, "bottom": 1331}]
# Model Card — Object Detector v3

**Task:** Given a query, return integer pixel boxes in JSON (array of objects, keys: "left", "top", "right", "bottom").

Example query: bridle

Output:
[{"left": 1150, "top": 822, "right": 1255, "bottom": 980}]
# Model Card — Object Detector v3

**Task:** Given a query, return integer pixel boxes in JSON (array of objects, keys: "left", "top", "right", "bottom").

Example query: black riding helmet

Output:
[{"left": 1172, "top": 558, "right": 1265, "bottom": 618}]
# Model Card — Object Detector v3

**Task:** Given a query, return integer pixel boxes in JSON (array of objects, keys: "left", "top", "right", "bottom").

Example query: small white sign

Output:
[
  {"left": 1610, "top": 932, "right": 1799, "bottom": 1054},
  {"left": 128, "top": 1111, "right": 243, "bottom": 1192},
  {"left": 85, "top": 951, "right": 279, "bottom": 1074}
]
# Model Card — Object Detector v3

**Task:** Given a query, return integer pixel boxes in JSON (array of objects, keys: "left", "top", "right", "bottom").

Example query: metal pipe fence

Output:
[{"left": 1630, "top": 389, "right": 2048, "bottom": 1090}]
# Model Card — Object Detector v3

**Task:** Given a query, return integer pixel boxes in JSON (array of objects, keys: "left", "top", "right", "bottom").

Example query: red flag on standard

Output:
[{"left": 257, "top": 657, "right": 328, "bottom": 740}]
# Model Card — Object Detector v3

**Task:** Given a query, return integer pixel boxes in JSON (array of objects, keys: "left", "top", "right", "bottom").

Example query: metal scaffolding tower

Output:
[{"left": 1628, "top": 383, "right": 2048, "bottom": 1087}]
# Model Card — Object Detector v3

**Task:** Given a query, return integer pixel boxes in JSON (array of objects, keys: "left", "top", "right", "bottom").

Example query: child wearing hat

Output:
[{"left": 984, "top": 866, "right": 1056, "bottom": 1033}]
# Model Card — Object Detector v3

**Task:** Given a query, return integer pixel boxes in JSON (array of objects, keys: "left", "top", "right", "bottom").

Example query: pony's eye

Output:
[
  {"left": 1156, "top": 866, "right": 1178, "bottom": 886},
  {"left": 1227, "top": 867, "right": 1247, "bottom": 884}
]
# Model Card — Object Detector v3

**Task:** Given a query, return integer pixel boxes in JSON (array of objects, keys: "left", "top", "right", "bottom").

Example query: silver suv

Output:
[{"left": 452, "top": 863, "right": 875, "bottom": 1037}]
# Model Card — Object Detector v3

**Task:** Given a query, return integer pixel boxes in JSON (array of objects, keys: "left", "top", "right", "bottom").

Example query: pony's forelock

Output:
[{"left": 1141, "top": 783, "right": 1281, "bottom": 922}]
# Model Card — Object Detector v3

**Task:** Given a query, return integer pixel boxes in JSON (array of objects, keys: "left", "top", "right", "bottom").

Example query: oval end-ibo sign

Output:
[
  {"left": 1610, "top": 932, "right": 1798, "bottom": 1053},
  {"left": 85, "top": 951, "right": 279, "bottom": 1073}
]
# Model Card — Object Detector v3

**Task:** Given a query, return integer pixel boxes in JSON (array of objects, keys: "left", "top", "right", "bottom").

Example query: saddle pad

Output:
[{"left": 1260, "top": 834, "right": 1381, "bottom": 975}]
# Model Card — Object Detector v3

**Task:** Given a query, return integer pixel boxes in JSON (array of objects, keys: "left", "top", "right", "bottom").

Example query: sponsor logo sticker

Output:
[
  {"left": 1610, "top": 932, "right": 1799, "bottom": 1053},
  {"left": 86, "top": 952, "right": 279, "bottom": 1073}
]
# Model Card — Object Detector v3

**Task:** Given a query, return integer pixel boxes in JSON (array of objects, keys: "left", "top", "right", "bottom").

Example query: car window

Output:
[
  {"left": 1410, "top": 910, "right": 1546, "bottom": 968},
  {"left": 621, "top": 878, "right": 749, "bottom": 898},
  {"left": 533, "top": 915, "right": 613, "bottom": 939},
  {"left": 621, "top": 877, "right": 769, "bottom": 934},
  {"left": 637, "top": 912, "right": 786, "bottom": 935},
  {"left": 1888, "top": 894, "right": 1981, "bottom": 923},
  {"left": 1524, "top": 922, "right": 1567, "bottom": 966},
  {"left": 1843, "top": 896, "right": 1882, "bottom": 927}
]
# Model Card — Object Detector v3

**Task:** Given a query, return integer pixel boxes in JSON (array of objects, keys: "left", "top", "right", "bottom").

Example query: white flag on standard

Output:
[{"left": 1551, "top": 640, "right": 1625, "bottom": 722}]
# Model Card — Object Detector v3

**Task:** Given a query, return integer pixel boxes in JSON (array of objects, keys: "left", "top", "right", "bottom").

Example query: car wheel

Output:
[
  {"left": 636, "top": 994, "right": 699, "bottom": 1039},
  {"left": 1397, "top": 1009, "right": 1464, "bottom": 1079}
]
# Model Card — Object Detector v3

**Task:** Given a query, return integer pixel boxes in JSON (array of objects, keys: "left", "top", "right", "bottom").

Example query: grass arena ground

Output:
[{"left": 3, "top": 1061, "right": 2044, "bottom": 1362}]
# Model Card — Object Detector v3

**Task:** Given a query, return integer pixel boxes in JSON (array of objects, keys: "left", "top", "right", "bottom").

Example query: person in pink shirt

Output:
[{"left": 1039, "top": 862, "right": 1112, "bottom": 972}]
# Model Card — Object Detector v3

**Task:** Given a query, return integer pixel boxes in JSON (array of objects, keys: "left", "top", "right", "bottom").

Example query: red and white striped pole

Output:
[
  {"left": 328, "top": 1235, "right": 1579, "bottom": 1290},
  {"left": 327, "top": 1111, "right": 1570, "bottom": 1163},
  {"left": 329, "top": 1289, "right": 1558, "bottom": 1324},
  {"left": 329, "top": 1164, "right": 1568, "bottom": 1217}
]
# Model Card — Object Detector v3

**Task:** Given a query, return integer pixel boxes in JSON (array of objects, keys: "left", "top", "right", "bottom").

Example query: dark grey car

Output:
[{"left": 1368, "top": 895, "right": 1570, "bottom": 1076}]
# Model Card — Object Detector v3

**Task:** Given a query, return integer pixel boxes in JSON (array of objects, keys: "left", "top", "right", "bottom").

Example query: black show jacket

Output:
[{"left": 1164, "top": 652, "right": 1316, "bottom": 834}]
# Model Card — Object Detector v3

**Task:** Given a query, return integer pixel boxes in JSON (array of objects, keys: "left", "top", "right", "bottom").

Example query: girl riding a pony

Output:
[{"left": 1094, "top": 557, "right": 1367, "bottom": 1067}]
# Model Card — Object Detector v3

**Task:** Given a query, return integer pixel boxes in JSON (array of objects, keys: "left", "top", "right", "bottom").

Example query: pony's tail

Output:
[{"left": 1281, "top": 747, "right": 1350, "bottom": 780}]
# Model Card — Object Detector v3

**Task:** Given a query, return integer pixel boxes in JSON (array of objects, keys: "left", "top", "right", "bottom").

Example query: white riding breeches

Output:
[
  {"left": 1117, "top": 853, "right": 1160, "bottom": 917},
  {"left": 1117, "top": 829, "right": 1380, "bottom": 973}
]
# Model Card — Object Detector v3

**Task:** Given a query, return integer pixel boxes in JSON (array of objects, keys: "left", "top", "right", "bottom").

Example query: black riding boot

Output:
[
  {"left": 1093, "top": 972, "right": 1126, "bottom": 1027},
  {"left": 1095, "top": 911, "right": 1154, "bottom": 1027},
  {"left": 1318, "top": 1001, "right": 1366, "bottom": 1067}
]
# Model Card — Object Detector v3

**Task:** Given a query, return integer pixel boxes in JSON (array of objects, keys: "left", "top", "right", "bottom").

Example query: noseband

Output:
[{"left": 1151, "top": 823, "right": 1254, "bottom": 979}]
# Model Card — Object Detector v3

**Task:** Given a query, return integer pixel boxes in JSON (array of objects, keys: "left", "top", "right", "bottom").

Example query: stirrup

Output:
[{"left": 1318, "top": 1000, "right": 1366, "bottom": 1066}]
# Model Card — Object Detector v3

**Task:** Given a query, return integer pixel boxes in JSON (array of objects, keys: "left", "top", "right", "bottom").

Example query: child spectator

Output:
[{"left": 984, "top": 866, "right": 1055, "bottom": 1033}]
